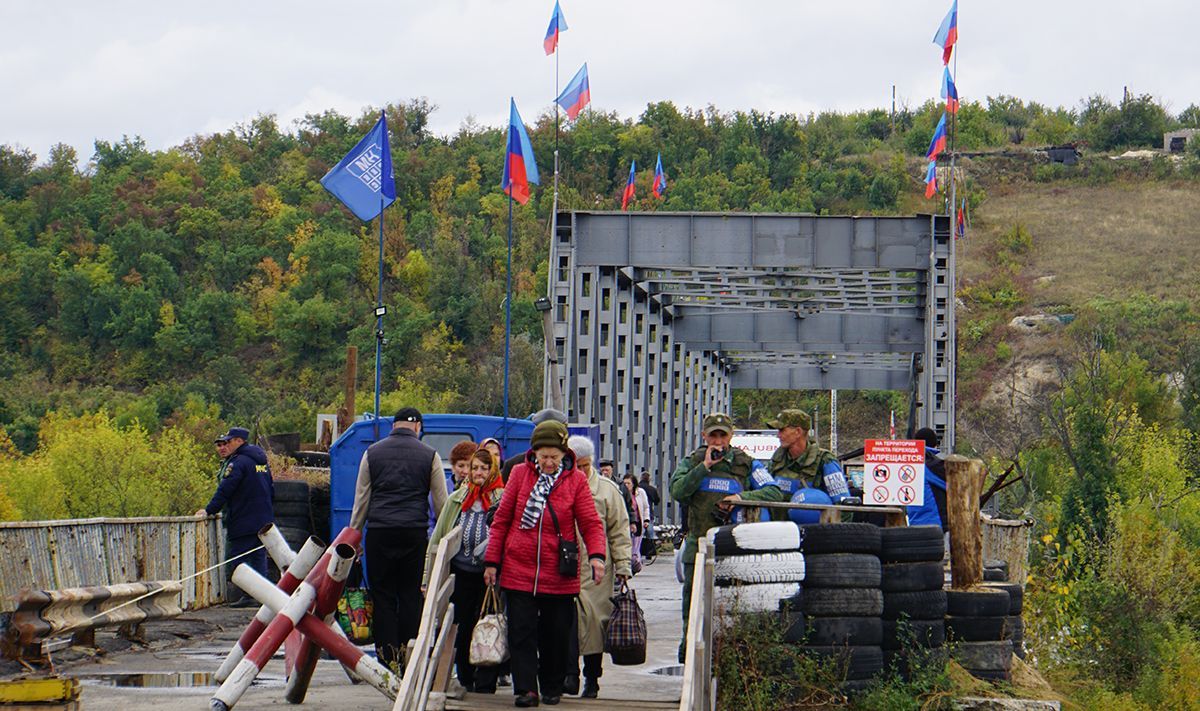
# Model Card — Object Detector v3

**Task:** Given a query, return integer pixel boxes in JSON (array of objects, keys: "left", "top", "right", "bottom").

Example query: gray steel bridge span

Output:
[{"left": 544, "top": 211, "right": 955, "bottom": 507}]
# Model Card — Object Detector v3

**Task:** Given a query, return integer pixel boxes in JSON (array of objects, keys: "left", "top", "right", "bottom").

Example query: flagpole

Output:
[
  {"left": 504, "top": 195, "right": 513, "bottom": 425},
  {"left": 374, "top": 195, "right": 384, "bottom": 439}
]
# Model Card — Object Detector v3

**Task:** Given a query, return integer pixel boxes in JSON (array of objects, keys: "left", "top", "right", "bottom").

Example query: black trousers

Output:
[
  {"left": 227, "top": 533, "right": 269, "bottom": 600},
  {"left": 450, "top": 566, "right": 499, "bottom": 692},
  {"left": 565, "top": 605, "right": 603, "bottom": 680},
  {"left": 365, "top": 526, "right": 427, "bottom": 668},
  {"left": 505, "top": 589, "right": 575, "bottom": 698}
]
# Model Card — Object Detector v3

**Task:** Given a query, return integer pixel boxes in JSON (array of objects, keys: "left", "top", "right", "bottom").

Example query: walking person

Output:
[
  {"left": 563, "top": 436, "right": 631, "bottom": 699},
  {"left": 196, "top": 427, "right": 274, "bottom": 607},
  {"left": 349, "top": 407, "right": 448, "bottom": 670},
  {"left": 669, "top": 412, "right": 783, "bottom": 661},
  {"left": 483, "top": 421, "right": 607, "bottom": 707},
  {"left": 426, "top": 448, "right": 505, "bottom": 693},
  {"left": 640, "top": 471, "right": 661, "bottom": 560},
  {"left": 622, "top": 473, "right": 649, "bottom": 571}
]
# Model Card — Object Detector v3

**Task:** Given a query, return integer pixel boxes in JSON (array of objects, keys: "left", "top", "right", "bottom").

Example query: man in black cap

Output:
[
  {"left": 196, "top": 427, "right": 274, "bottom": 607},
  {"left": 350, "top": 407, "right": 448, "bottom": 669},
  {"left": 500, "top": 408, "right": 568, "bottom": 482}
]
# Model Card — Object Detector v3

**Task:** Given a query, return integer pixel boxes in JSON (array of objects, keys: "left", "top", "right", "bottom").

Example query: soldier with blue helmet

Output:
[{"left": 763, "top": 409, "right": 855, "bottom": 521}]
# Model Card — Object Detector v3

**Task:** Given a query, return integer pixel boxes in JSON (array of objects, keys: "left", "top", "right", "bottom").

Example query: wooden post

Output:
[
  {"left": 946, "top": 455, "right": 984, "bottom": 589},
  {"left": 339, "top": 346, "right": 358, "bottom": 436}
]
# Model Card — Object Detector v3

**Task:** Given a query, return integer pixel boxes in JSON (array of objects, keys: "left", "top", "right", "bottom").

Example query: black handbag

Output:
[{"left": 546, "top": 496, "right": 580, "bottom": 578}]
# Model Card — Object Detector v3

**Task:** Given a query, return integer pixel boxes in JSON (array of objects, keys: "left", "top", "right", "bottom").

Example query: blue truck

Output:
[{"left": 328, "top": 414, "right": 600, "bottom": 540}]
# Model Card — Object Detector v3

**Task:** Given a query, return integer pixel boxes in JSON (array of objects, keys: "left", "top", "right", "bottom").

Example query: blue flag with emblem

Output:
[{"left": 320, "top": 111, "right": 396, "bottom": 221}]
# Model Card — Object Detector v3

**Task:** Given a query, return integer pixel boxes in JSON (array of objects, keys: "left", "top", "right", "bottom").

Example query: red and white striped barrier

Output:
[
  {"left": 228, "top": 550, "right": 399, "bottom": 700},
  {"left": 213, "top": 533, "right": 325, "bottom": 683}
]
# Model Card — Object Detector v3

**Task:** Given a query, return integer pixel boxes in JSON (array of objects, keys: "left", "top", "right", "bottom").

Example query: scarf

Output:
[
  {"left": 519, "top": 463, "right": 563, "bottom": 530},
  {"left": 461, "top": 466, "right": 503, "bottom": 513}
]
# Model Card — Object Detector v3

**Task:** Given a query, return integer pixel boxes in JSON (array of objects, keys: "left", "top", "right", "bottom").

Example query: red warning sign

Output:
[{"left": 863, "top": 439, "right": 925, "bottom": 507}]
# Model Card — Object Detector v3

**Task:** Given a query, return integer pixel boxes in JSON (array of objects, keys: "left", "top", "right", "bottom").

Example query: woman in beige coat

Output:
[{"left": 564, "top": 435, "right": 632, "bottom": 699}]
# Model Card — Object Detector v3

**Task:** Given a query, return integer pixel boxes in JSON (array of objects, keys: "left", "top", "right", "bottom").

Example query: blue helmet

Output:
[{"left": 788, "top": 487, "right": 832, "bottom": 524}]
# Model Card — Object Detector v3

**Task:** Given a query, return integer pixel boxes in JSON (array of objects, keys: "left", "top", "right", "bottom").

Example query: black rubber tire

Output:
[
  {"left": 983, "top": 568, "right": 1008, "bottom": 582},
  {"left": 883, "top": 646, "right": 948, "bottom": 678},
  {"left": 801, "top": 523, "right": 882, "bottom": 555},
  {"left": 882, "top": 619, "right": 945, "bottom": 649},
  {"left": 277, "top": 525, "right": 312, "bottom": 550},
  {"left": 882, "top": 590, "right": 947, "bottom": 620},
  {"left": 709, "top": 522, "right": 803, "bottom": 555},
  {"left": 779, "top": 586, "right": 804, "bottom": 614},
  {"left": 950, "top": 640, "right": 1013, "bottom": 672},
  {"left": 803, "top": 554, "right": 882, "bottom": 588},
  {"left": 275, "top": 515, "right": 313, "bottom": 534},
  {"left": 802, "top": 588, "right": 883, "bottom": 617},
  {"left": 274, "top": 480, "right": 311, "bottom": 502},
  {"left": 841, "top": 678, "right": 874, "bottom": 694},
  {"left": 273, "top": 500, "right": 312, "bottom": 519},
  {"left": 946, "top": 589, "right": 1010, "bottom": 617},
  {"left": 881, "top": 525, "right": 944, "bottom": 548},
  {"left": 964, "top": 668, "right": 1012, "bottom": 682},
  {"left": 800, "top": 617, "right": 883, "bottom": 646},
  {"left": 879, "top": 543, "right": 944, "bottom": 564},
  {"left": 983, "top": 559, "right": 1009, "bottom": 575},
  {"left": 782, "top": 611, "right": 808, "bottom": 643},
  {"left": 945, "top": 615, "right": 1007, "bottom": 642},
  {"left": 881, "top": 562, "right": 944, "bottom": 592},
  {"left": 983, "top": 582, "right": 1024, "bottom": 614},
  {"left": 801, "top": 645, "right": 884, "bottom": 680},
  {"left": 1002, "top": 615, "right": 1024, "bottom": 642}
]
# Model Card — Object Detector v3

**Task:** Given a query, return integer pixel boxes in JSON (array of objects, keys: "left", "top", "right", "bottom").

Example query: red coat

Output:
[{"left": 484, "top": 451, "right": 606, "bottom": 596}]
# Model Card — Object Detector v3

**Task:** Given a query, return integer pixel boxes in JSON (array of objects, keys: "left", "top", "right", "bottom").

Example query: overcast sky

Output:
[{"left": 2, "top": 0, "right": 1196, "bottom": 163}]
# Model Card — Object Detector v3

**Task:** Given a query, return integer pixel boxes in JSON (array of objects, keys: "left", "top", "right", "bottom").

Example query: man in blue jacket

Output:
[
  {"left": 196, "top": 427, "right": 275, "bottom": 606},
  {"left": 905, "top": 427, "right": 948, "bottom": 529}
]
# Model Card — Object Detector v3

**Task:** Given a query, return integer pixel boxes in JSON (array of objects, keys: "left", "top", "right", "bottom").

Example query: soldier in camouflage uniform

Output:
[
  {"left": 764, "top": 409, "right": 854, "bottom": 520},
  {"left": 669, "top": 412, "right": 782, "bottom": 661}
]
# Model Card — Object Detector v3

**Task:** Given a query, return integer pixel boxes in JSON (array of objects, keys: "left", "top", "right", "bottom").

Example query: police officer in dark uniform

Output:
[
  {"left": 763, "top": 410, "right": 856, "bottom": 519},
  {"left": 196, "top": 427, "right": 274, "bottom": 607},
  {"left": 349, "top": 407, "right": 448, "bottom": 669},
  {"left": 668, "top": 412, "right": 782, "bottom": 661}
]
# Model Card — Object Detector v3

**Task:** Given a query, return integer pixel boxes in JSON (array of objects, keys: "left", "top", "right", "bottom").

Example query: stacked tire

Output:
[
  {"left": 945, "top": 587, "right": 1015, "bottom": 682},
  {"left": 709, "top": 522, "right": 805, "bottom": 615},
  {"left": 879, "top": 526, "right": 947, "bottom": 677},
  {"left": 795, "top": 523, "right": 884, "bottom": 690},
  {"left": 273, "top": 479, "right": 313, "bottom": 552}
]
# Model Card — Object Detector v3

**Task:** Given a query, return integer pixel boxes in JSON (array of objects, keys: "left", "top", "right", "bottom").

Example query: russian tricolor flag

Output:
[
  {"left": 652, "top": 153, "right": 667, "bottom": 199},
  {"left": 933, "top": 0, "right": 958, "bottom": 65},
  {"left": 926, "top": 113, "right": 948, "bottom": 161},
  {"left": 924, "top": 161, "right": 938, "bottom": 199},
  {"left": 555, "top": 63, "right": 591, "bottom": 121},
  {"left": 941, "top": 67, "right": 959, "bottom": 114},
  {"left": 956, "top": 199, "right": 967, "bottom": 238},
  {"left": 502, "top": 99, "right": 540, "bottom": 205},
  {"left": 621, "top": 160, "right": 636, "bottom": 211},
  {"left": 544, "top": 0, "right": 568, "bottom": 55}
]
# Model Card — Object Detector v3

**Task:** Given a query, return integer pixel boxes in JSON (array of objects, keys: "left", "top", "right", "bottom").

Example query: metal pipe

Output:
[
  {"left": 214, "top": 536, "right": 324, "bottom": 682},
  {"left": 232, "top": 564, "right": 398, "bottom": 699},
  {"left": 258, "top": 523, "right": 297, "bottom": 571},
  {"left": 284, "top": 543, "right": 356, "bottom": 704}
]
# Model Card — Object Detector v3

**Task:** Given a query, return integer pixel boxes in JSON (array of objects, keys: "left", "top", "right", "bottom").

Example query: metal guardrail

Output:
[
  {"left": 0, "top": 515, "right": 227, "bottom": 613},
  {"left": 679, "top": 537, "right": 715, "bottom": 711},
  {"left": 3, "top": 580, "right": 183, "bottom": 659}
]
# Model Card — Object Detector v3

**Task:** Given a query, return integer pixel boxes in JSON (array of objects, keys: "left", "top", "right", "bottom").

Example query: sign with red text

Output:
[{"left": 863, "top": 439, "right": 925, "bottom": 506}]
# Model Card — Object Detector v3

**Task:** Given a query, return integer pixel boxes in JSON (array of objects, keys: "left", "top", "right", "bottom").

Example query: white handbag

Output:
[{"left": 468, "top": 585, "right": 509, "bottom": 666}]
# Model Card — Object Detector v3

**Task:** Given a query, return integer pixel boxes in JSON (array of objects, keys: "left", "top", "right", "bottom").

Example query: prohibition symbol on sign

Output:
[
  {"left": 898, "top": 465, "right": 916, "bottom": 483},
  {"left": 872, "top": 487, "right": 890, "bottom": 503},
  {"left": 872, "top": 465, "right": 890, "bottom": 483},
  {"left": 898, "top": 486, "right": 916, "bottom": 504}
]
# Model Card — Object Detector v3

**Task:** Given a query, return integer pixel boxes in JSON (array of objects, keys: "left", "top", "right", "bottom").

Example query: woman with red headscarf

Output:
[{"left": 426, "top": 448, "right": 505, "bottom": 692}]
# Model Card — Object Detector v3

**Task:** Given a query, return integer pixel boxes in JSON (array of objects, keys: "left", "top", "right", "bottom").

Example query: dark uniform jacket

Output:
[
  {"left": 669, "top": 446, "right": 782, "bottom": 563},
  {"left": 204, "top": 444, "right": 274, "bottom": 537}
]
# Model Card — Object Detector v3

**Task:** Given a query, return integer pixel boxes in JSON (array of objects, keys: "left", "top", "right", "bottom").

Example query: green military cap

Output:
[
  {"left": 767, "top": 409, "right": 811, "bottom": 431},
  {"left": 702, "top": 412, "right": 734, "bottom": 435}
]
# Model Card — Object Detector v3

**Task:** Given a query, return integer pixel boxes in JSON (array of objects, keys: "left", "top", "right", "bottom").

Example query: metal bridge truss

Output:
[{"left": 545, "top": 212, "right": 954, "bottom": 511}]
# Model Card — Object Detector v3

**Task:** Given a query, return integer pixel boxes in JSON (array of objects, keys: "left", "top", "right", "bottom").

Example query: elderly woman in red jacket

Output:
[{"left": 484, "top": 420, "right": 607, "bottom": 708}]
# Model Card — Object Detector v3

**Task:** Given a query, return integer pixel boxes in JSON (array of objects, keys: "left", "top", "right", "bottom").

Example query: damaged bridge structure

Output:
[{"left": 544, "top": 211, "right": 956, "bottom": 510}]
